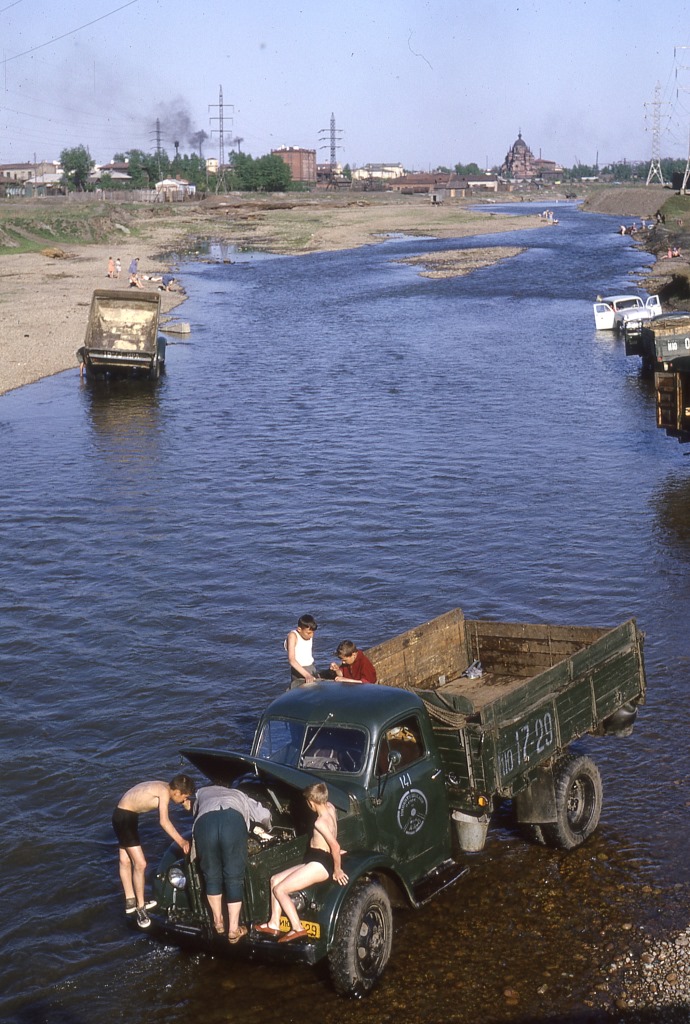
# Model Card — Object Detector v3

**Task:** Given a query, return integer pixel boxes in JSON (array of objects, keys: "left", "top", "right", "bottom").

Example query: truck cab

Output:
[
  {"left": 152, "top": 683, "right": 463, "bottom": 997},
  {"left": 252, "top": 683, "right": 455, "bottom": 888}
]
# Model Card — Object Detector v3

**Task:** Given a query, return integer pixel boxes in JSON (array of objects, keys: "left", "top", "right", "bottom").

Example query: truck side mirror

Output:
[
  {"left": 387, "top": 750, "right": 402, "bottom": 770},
  {"left": 373, "top": 748, "right": 403, "bottom": 806}
]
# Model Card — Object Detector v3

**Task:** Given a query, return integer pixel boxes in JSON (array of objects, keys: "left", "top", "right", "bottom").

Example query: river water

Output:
[{"left": 2, "top": 203, "right": 690, "bottom": 1024}]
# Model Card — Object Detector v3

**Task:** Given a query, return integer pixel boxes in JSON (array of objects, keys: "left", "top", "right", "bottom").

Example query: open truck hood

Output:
[{"left": 180, "top": 748, "right": 352, "bottom": 812}]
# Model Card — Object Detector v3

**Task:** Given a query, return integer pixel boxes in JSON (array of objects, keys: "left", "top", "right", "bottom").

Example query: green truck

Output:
[
  {"left": 149, "top": 608, "right": 647, "bottom": 997},
  {"left": 77, "top": 289, "right": 166, "bottom": 381}
]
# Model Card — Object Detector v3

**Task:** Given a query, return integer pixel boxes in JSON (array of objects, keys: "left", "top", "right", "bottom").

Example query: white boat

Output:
[{"left": 593, "top": 294, "right": 661, "bottom": 333}]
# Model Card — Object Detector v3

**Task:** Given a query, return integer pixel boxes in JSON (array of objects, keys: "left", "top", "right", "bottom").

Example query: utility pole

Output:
[
  {"left": 681, "top": 127, "right": 690, "bottom": 194},
  {"left": 675, "top": 47, "right": 690, "bottom": 193},
  {"left": 149, "top": 118, "right": 163, "bottom": 180},
  {"left": 318, "top": 112, "right": 343, "bottom": 183},
  {"left": 645, "top": 81, "right": 665, "bottom": 186},
  {"left": 209, "top": 85, "right": 234, "bottom": 192}
]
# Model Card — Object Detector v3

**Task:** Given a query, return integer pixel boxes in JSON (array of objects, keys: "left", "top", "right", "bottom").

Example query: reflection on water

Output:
[
  {"left": 652, "top": 470, "right": 690, "bottom": 550},
  {"left": 1, "top": 204, "right": 690, "bottom": 1024}
]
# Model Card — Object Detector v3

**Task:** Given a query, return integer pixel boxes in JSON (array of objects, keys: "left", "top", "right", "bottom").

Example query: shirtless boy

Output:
[
  {"left": 255, "top": 781, "right": 347, "bottom": 943},
  {"left": 112, "top": 774, "right": 195, "bottom": 928}
]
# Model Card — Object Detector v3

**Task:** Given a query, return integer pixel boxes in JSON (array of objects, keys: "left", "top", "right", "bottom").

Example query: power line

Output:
[{"left": 1, "top": 0, "right": 138, "bottom": 65}]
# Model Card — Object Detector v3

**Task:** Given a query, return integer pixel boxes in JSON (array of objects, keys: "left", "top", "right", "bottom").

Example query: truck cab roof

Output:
[{"left": 260, "top": 681, "right": 426, "bottom": 732}]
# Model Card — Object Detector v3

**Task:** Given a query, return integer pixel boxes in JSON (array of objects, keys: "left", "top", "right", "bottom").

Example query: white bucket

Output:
[{"left": 452, "top": 810, "right": 490, "bottom": 853}]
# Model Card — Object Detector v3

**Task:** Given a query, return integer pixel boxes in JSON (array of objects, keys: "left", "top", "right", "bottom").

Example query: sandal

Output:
[
  {"left": 214, "top": 923, "right": 225, "bottom": 934},
  {"left": 278, "top": 928, "right": 309, "bottom": 944},
  {"left": 254, "top": 923, "right": 281, "bottom": 937},
  {"left": 227, "top": 925, "right": 248, "bottom": 944}
]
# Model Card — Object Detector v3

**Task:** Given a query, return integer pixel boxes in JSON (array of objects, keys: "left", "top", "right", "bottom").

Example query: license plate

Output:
[{"left": 279, "top": 916, "right": 320, "bottom": 939}]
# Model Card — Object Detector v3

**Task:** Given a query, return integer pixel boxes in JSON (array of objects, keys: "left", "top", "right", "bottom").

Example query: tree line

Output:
[{"left": 59, "top": 145, "right": 295, "bottom": 193}]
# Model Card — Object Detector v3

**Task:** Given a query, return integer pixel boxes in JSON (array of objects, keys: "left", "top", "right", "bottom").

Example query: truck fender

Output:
[
  {"left": 319, "top": 852, "right": 410, "bottom": 947},
  {"left": 513, "top": 765, "right": 558, "bottom": 824}
]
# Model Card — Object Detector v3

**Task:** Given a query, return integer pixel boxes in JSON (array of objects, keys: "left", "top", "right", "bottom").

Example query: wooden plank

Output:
[{"left": 367, "top": 608, "right": 468, "bottom": 690}]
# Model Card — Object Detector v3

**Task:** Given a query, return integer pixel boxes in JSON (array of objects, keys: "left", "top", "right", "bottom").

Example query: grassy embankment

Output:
[
  {"left": 0, "top": 192, "right": 546, "bottom": 260},
  {"left": 0, "top": 200, "right": 190, "bottom": 257}
]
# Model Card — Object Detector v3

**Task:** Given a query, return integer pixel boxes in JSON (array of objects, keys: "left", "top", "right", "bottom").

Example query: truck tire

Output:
[
  {"left": 541, "top": 754, "right": 603, "bottom": 850},
  {"left": 328, "top": 880, "right": 393, "bottom": 998}
]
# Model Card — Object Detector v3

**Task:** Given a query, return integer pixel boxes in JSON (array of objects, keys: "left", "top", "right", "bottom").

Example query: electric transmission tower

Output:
[
  {"left": 318, "top": 112, "right": 343, "bottom": 181},
  {"left": 645, "top": 81, "right": 665, "bottom": 186},
  {"left": 209, "top": 85, "right": 234, "bottom": 191}
]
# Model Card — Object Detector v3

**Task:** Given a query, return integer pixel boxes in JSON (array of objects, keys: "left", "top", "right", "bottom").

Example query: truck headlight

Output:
[
  {"left": 168, "top": 866, "right": 188, "bottom": 890},
  {"left": 292, "top": 891, "right": 307, "bottom": 913}
]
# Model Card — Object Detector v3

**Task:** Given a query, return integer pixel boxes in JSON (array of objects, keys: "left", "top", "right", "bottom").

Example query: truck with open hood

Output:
[{"left": 147, "top": 608, "right": 647, "bottom": 997}]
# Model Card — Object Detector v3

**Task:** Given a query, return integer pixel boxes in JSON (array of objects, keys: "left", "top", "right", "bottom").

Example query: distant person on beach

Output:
[
  {"left": 112, "top": 775, "right": 195, "bottom": 928},
  {"left": 256, "top": 782, "right": 347, "bottom": 943},
  {"left": 115, "top": 257, "right": 121, "bottom": 279},
  {"left": 160, "top": 273, "right": 176, "bottom": 291},
  {"left": 128, "top": 257, "right": 143, "bottom": 288},
  {"left": 285, "top": 614, "right": 321, "bottom": 687},
  {"left": 329, "top": 640, "right": 377, "bottom": 684},
  {"left": 107, "top": 256, "right": 114, "bottom": 278}
]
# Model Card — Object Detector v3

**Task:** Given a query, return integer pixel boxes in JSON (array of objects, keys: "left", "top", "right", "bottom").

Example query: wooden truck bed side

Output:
[{"left": 366, "top": 610, "right": 646, "bottom": 813}]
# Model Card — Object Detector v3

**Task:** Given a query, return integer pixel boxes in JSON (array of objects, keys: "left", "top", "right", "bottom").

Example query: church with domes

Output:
[{"left": 500, "top": 131, "right": 562, "bottom": 181}]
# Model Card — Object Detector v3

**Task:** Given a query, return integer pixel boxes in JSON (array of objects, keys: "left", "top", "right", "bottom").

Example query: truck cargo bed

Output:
[{"left": 366, "top": 608, "right": 646, "bottom": 811}]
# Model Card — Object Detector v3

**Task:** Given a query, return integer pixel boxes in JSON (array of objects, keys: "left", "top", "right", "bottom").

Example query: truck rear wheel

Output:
[
  {"left": 541, "top": 754, "right": 603, "bottom": 850},
  {"left": 328, "top": 880, "right": 393, "bottom": 998}
]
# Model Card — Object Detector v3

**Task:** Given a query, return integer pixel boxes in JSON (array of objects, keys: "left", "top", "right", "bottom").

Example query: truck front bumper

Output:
[{"left": 146, "top": 914, "right": 321, "bottom": 966}]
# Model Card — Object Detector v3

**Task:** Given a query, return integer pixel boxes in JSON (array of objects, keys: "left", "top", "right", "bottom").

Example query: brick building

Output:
[{"left": 271, "top": 147, "right": 316, "bottom": 184}]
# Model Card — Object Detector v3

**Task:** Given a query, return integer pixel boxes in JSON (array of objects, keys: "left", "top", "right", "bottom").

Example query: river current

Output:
[{"left": 2, "top": 203, "right": 689, "bottom": 1024}]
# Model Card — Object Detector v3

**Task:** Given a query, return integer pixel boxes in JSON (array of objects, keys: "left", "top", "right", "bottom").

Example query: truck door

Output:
[{"left": 369, "top": 714, "right": 452, "bottom": 876}]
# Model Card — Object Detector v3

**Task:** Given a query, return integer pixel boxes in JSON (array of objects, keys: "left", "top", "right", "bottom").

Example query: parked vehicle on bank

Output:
[
  {"left": 77, "top": 290, "right": 166, "bottom": 381},
  {"left": 593, "top": 294, "right": 661, "bottom": 333},
  {"left": 148, "top": 608, "right": 647, "bottom": 997}
]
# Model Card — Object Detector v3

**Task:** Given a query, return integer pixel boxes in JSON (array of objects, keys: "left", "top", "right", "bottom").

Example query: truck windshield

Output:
[{"left": 256, "top": 718, "right": 368, "bottom": 774}]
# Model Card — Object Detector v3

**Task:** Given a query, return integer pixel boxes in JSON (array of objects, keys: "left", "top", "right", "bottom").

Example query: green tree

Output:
[
  {"left": 229, "top": 152, "right": 292, "bottom": 192},
  {"left": 454, "top": 162, "right": 482, "bottom": 176},
  {"left": 60, "top": 144, "right": 94, "bottom": 191}
]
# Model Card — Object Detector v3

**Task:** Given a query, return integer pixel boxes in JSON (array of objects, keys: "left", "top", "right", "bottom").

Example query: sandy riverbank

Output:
[
  {"left": 0, "top": 196, "right": 547, "bottom": 396},
  {"left": 0, "top": 245, "right": 188, "bottom": 396}
]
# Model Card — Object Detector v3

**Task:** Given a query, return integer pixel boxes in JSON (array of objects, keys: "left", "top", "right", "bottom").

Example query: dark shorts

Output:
[
  {"left": 112, "top": 807, "right": 140, "bottom": 849},
  {"left": 304, "top": 846, "right": 334, "bottom": 878}
]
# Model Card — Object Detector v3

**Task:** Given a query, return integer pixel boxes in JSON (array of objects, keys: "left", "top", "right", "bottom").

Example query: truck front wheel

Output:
[
  {"left": 328, "top": 880, "right": 393, "bottom": 998},
  {"left": 541, "top": 754, "right": 603, "bottom": 850}
]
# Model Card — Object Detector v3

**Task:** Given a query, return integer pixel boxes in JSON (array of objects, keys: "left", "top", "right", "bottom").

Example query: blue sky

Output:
[{"left": 2, "top": 0, "right": 690, "bottom": 170}]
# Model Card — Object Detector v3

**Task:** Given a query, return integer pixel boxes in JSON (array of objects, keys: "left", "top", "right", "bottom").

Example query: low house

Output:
[
  {"left": 351, "top": 163, "right": 405, "bottom": 182},
  {"left": 23, "top": 172, "right": 64, "bottom": 197},
  {"left": 155, "top": 177, "right": 196, "bottom": 200}
]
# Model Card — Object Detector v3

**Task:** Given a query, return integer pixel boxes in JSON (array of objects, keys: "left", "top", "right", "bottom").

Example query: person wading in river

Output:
[{"left": 112, "top": 775, "right": 195, "bottom": 928}]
